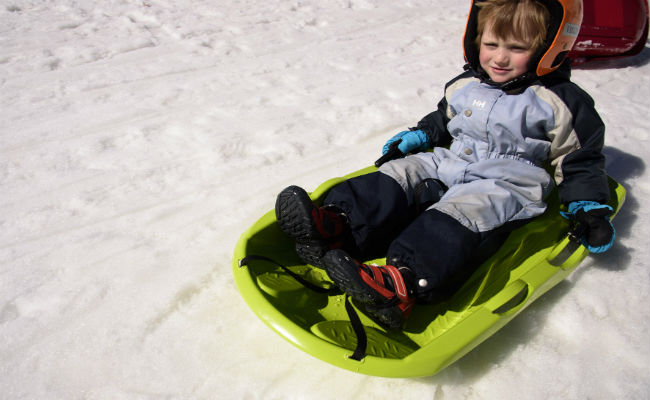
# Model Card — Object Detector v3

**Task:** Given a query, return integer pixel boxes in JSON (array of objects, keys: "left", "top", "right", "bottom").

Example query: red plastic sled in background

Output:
[{"left": 569, "top": 0, "right": 649, "bottom": 62}]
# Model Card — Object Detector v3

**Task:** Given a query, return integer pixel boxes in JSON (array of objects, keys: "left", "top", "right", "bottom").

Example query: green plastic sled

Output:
[{"left": 232, "top": 166, "right": 625, "bottom": 378}]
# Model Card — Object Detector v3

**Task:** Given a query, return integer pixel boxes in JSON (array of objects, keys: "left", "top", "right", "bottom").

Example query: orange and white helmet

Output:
[{"left": 463, "top": 0, "right": 583, "bottom": 77}]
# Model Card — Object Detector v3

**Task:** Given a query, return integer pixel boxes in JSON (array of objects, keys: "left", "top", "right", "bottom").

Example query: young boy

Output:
[{"left": 275, "top": 0, "right": 616, "bottom": 329}]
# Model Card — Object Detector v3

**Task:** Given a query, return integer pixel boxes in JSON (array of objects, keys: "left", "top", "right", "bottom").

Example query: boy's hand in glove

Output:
[
  {"left": 561, "top": 201, "right": 616, "bottom": 253},
  {"left": 382, "top": 129, "right": 430, "bottom": 155}
]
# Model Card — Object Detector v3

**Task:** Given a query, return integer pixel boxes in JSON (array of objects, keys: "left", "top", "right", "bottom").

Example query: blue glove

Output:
[
  {"left": 561, "top": 201, "right": 616, "bottom": 253},
  {"left": 382, "top": 129, "right": 430, "bottom": 156}
]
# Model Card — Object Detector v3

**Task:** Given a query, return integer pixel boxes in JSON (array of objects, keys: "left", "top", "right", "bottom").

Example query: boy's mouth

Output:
[{"left": 490, "top": 66, "right": 511, "bottom": 74}]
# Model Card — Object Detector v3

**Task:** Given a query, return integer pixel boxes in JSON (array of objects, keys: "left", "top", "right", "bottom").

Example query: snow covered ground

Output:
[{"left": 1, "top": 0, "right": 649, "bottom": 398}]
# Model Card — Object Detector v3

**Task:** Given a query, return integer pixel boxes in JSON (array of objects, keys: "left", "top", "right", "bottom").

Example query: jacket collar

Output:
[{"left": 465, "top": 61, "right": 572, "bottom": 93}]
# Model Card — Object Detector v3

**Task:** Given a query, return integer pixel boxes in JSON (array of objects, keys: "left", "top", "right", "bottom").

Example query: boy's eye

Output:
[
  {"left": 510, "top": 46, "right": 529, "bottom": 53},
  {"left": 508, "top": 42, "right": 531, "bottom": 52},
  {"left": 482, "top": 42, "right": 497, "bottom": 48}
]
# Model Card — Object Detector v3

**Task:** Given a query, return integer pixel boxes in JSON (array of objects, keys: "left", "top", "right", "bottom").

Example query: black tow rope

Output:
[
  {"left": 344, "top": 294, "right": 368, "bottom": 361},
  {"left": 238, "top": 255, "right": 335, "bottom": 294},
  {"left": 239, "top": 254, "right": 368, "bottom": 361}
]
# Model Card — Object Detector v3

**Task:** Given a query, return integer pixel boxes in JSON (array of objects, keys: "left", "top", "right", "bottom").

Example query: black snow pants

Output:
[{"left": 323, "top": 171, "right": 526, "bottom": 303}]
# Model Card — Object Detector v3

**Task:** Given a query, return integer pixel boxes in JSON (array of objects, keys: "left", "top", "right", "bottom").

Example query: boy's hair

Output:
[{"left": 475, "top": 0, "right": 550, "bottom": 52}]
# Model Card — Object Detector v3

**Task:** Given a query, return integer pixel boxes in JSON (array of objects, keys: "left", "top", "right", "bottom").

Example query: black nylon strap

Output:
[
  {"left": 344, "top": 295, "right": 368, "bottom": 361},
  {"left": 239, "top": 255, "right": 336, "bottom": 294}
]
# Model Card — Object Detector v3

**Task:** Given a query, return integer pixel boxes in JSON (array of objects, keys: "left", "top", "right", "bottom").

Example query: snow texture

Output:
[{"left": 1, "top": 0, "right": 649, "bottom": 398}]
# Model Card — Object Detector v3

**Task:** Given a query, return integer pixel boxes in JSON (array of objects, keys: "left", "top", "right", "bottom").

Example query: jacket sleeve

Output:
[
  {"left": 414, "top": 96, "right": 453, "bottom": 148},
  {"left": 546, "top": 82, "right": 610, "bottom": 205}
]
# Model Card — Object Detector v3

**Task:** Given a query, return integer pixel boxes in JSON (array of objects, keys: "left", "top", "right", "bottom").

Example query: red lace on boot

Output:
[
  {"left": 324, "top": 249, "right": 416, "bottom": 328},
  {"left": 357, "top": 263, "right": 415, "bottom": 319},
  {"left": 311, "top": 206, "right": 347, "bottom": 249}
]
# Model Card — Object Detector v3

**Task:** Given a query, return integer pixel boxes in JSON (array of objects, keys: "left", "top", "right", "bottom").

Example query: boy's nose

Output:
[{"left": 494, "top": 50, "right": 509, "bottom": 65}]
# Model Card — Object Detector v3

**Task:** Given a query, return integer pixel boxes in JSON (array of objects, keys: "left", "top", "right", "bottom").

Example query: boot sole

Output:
[
  {"left": 295, "top": 241, "right": 327, "bottom": 269},
  {"left": 275, "top": 185, "right": 320, "bottom": 240}
]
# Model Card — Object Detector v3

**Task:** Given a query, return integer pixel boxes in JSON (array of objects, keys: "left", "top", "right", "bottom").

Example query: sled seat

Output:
[{"left": 233, "top": 166, "right": 625, "bottom": 377}]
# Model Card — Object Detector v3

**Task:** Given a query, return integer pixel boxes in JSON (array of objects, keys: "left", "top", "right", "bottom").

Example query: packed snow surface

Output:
[{"left": 1, "top": 0, "right": 649, "bottom": 398}]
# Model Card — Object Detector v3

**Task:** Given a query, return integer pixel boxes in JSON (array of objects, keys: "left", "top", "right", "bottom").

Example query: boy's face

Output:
[{"left": 479, "top": 24, "right": 535, "bottom": 83}]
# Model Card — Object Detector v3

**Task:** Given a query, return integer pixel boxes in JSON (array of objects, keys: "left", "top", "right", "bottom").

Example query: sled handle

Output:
[
  {"left": 374, "top": 139, "right": 403, "bottom": 167},
  {"left": 489, "top": 280, "right": 530, "bottom": 315},
  {"left": 547, "top": 235, "right": 588, "bottom": 269}
]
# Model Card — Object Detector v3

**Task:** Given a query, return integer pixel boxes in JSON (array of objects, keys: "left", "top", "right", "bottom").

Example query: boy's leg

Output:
[
  {"left": 275, "top": 170, "right": 424, "bottom": 267},
  {"left": 324, "top": 153, "right": 445, "bottom": 258},
  {"left": 392, "top": 160, "right": 551, "bottom": 302},
  {"left": 277, "top": 153, "right": 445, "bottom": 268},
  {"left": 387, "top": 208, "right": 532, "bottom": 303},
  {"left": 323, "top": 208, "right": 516, "bottom": 325},
  {"left": 386, "top": 209, "right": 482, "bottom": 302},
  {"left": 322, "top": 209, "right": 517, "bottom": 329},
  {"left": 322, "top": 171, "right": 410, "bottom": 259},
  {"left": 323, "top": 157, "right": 548, "bottom": 313}
]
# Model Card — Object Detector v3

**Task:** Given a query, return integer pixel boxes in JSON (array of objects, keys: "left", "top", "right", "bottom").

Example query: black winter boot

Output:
[
  {"left": 323, "top": 249, "right": 415, "bottom": 329},
  {"left": 275, "top": 185, "right": 349, "bottom": 268}
]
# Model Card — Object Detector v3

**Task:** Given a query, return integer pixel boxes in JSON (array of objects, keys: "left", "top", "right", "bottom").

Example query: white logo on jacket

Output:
[{"left": 472, "top": 99, "right": 486, "bottom": 109}]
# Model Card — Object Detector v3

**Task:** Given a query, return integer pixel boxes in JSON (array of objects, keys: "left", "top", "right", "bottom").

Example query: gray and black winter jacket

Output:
[{"left": 415, "top": 63, "right": 610, "bottom": 206}]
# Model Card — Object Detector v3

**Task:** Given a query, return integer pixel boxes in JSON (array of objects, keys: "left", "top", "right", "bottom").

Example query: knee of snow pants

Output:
[
  {"left": 386, "top": 209, "right": 482, "bottom": 302},
  {"left": 387, "top": 209, "right": 532, "bottom": 303},
  {"left": 323, "top": 171, "right": 411, "bottom": 259}
]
